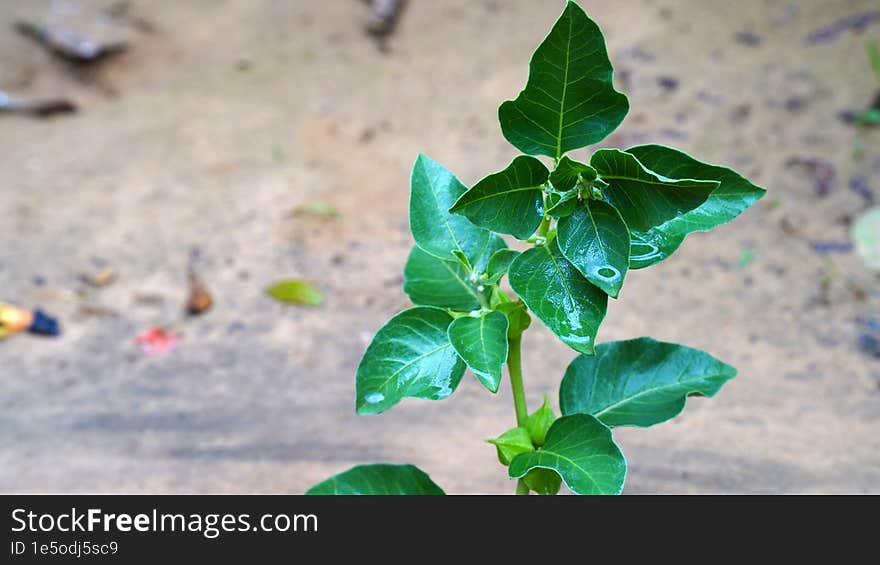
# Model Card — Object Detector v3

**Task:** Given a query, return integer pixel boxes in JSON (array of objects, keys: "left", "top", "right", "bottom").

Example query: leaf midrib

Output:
[
  {"left": 555, "top": 11, "right": 574, "bottom": 159},
  {"left": 456, "top": 185, "right": 543, "bottom": 207},
  {"left": 592, "top": 369, "right": 724, "bottom": 417},
  {"left": 586, "top": 203, "right": 607, "bottom": 254},
  {"left": 521, "top": 449, "right": 599, "bottom": 493},
  {"left": 601, "top": 173, "right": 719, "bottom": 189},
  {"left": 370, "top": 342, "right": 453, "bottom": 399},
  {"left": 421, "top": 164, "right": 467, "bottom": 258},
  {"left": 438, "top": 260, "right": 481, "bottom": 303},
  {"left": 543, "top": 245, "right": 578, "bottom": 311}
]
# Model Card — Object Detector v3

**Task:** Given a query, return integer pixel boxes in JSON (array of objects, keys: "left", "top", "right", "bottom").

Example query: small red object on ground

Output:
[{"left": 135, "top": 327, "right": 181, "bottom": 355}]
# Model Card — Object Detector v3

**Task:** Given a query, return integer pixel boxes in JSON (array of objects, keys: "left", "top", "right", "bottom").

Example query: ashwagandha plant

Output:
[{"left": 307, "top": 1, "right": 765, "bottom": 495}]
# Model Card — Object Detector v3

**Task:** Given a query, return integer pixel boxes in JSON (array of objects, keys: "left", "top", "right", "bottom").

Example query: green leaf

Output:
[
  {"left": 450, "top": 156, "right": 549, "bottom": 239},
  {"left": 524, "top": 468, "right": 563, "bottom": 495},
  {"left": 356, "top": 307, "right": 466, "bottom": 415},
  {"left": 591, "top": 148, "right": 719, "bottom": 232},
  {"left": 487, "top": 426, "right": 534, "bottom": 466},
  {"left": 498, "top": 1, "right": 628, "bottom": 158},
  {"left": 509, "top": 414, "right": 626, "bottom": 495},
  {"left": 410, "top": 154, "right": 491, "bottom": 262},
  {"left": 486, "top": 249, "right": 520, "bottom": 284},
  {"left": 852, "top": 207, "right": 880, "bottom": 271},
  {"left": 403, "top": 235, "right": 507, "bottom": 310},
  {"left": 306, "top": 464, "right": 444, "bottom": 495},
  {"left": 403, "top": 246, "right": 483, "bottom": 311},
  {"left": 525, "top": 395, "right": 557, "bottom": 447},
  {"left": 559, "top": 337, "right": 737, "bottom": 427},
  {"left": 628, "top": 227, "right": 686, "bottom": 270},
  {"left": 494, "top": 300, "right": 532, "bottom": 339},
  {"left": 545, "top": 189, "right": 579, "bottom": 219},
  {"left": 508, "top": 239, "right": 608, "bottom": 354},
  {"left": 624, "top": 144, "right": 767, "bottom": 268},
  {"left": 265, "top": 279, "right": 324, "bottom": 306},
  {"left": 549, "top": 156, "right": 597, "bottom": 191},
  {"left": 447, "top": 311, "right": 509, "bottom": 393},
  {"left": 557, "top": 199, "right": 630, "bottom": 298}
]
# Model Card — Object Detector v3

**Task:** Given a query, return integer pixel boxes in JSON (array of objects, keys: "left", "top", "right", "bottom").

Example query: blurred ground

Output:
[{"left": 1, "top": 0, "right": 878, "bottom": 494}]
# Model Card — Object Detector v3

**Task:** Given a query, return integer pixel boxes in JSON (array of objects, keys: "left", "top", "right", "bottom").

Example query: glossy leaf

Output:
[
  {"left": 557, "top": 199, "right": 630, "bottom": 298},
  {"left": 628, "top": 227, "right": 686, "bottom": 270},
  {"left": 306, "top": 464, "right": 444, "bottom": 495},
  {"left": 559, "top": 337, "right": 737, "bottom": 427},
  {"left": 403, "top": 246, "right": 483, "bottom": 311},
  {"left": 625, "top": 144, "right": 767, "bottom": 268},
  {"left": 487, "top": 426, "right": 534, "bottom": 466},
  {"left": 265, "top": 279, "right": 324, "bottom": 306},
  {"left": 591, "top": 148, "right": 719, "bottom": 232},
  {"left": 448, "top": 311, "right": 509, "bottom": 393},
  {"left": 410, "top": 154, "right": 491, "bottom": 262},
  {"left": 450, "top": 155, "right": 549, "bottom": 239},
  {"left": 509, "top": 414, "right": 626, "bottom": 495},
  {"left": 525, "top": 395, "right": 556, "bottom": 447},
  {"left": 508, "top": 239, "right": 608, "bottom": 354},
  {"left": 486, "top": 249, "right": 521, "bottom": 284},
  {"left": 403, "top": 235, "right": 507, "bottom": 310},
  {"left": 545, "top": 189, "right": 579, "bottom": 219},
  {"left": 498, "top": 1, "right": 628, "bottom": 158},
  {"left": 356, "top": 307, "right": 466, "bottom": 415},
  {"left": 549, "top": 156, "right": 597, "bottom": 191}
]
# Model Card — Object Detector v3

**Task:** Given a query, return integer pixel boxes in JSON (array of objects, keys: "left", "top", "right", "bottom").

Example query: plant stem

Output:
[
  {"left": 507, "top": 334, "right": 530, "bottom": 496},
  {"left": 507, "top": 335, "right": 528, "bottom": 426},
  {"left": 536, "top": 214, "right": 551, "bottom": 240}
]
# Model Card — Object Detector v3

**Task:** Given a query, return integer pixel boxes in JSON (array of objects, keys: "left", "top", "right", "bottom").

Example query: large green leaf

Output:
[
  {"left": 403, "top": 235, "right": 507, "bottom": 310},
  {"left": 508, "top": 239, "right": 608, "bottom": 354},
  {"left": 450, "top": 155, "right": 549, "bottom": 239},
  {"left": 306, "top": 464, "right": 444, "bottom": 495},
  {"left": 498, "top": 1, "right": 628, "bottom": 158},
  {"left": 628, "top": 227, "right": 686, "bottom": 270},
  {"left": 403, "top": 246, "right": 483, "bottom": 311},
  {"left": 625, "top": 144, "right": 766, "bottom": 268},
  {"left": 508, "top": 414, "right": 626, "bottom": 495},
  {"left": 447, "top": 311, "right": 509, "bottom": 393},
  {"left": 591, "top": 149, "right": 719, "bottom": 232},
  {"left": 410, "top": 154, "right": 491, "bottom": 262},
  {"left": 356, "top": 307, "right": 466, "bottom": 415},
  {"left": 559, "top": 337, "right": 737, "bottom": 427},
  {"left": 557, "top": 199, "right": 630, "bottom": 298}
]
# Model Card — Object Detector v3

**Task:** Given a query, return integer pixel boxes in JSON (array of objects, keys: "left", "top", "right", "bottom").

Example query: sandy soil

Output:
[{"left": 1, "top": 0, "right": 878, "bottom": 494}]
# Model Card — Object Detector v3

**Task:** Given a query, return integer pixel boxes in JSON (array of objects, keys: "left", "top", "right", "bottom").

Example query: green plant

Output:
[
  {"left": 851, "top": 40, "right": 880, "bottom": 127},
  {"left": 307, "top": 1, "right": 765, "bottom": 495}
]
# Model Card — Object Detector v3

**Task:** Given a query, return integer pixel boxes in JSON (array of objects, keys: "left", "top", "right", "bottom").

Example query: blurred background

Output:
[{"left": 1, "top": 0, "right": 878, "bottom": 494}]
